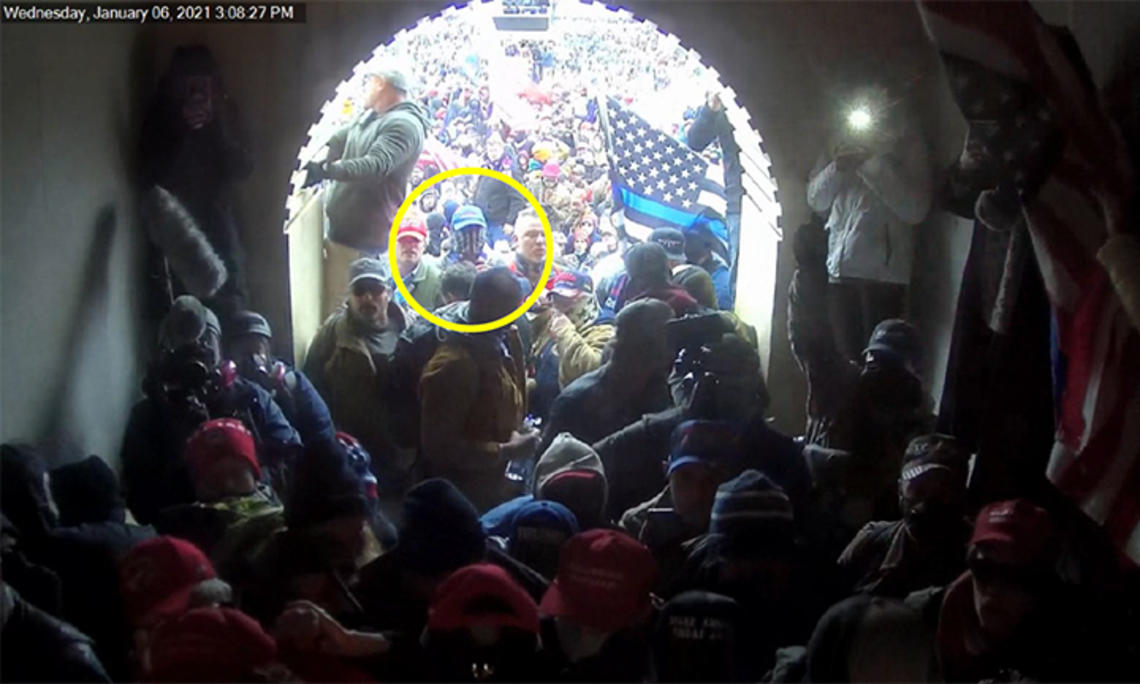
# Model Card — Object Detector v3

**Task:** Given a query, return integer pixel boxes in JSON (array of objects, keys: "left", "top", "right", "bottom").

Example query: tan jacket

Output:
[
  {"left": 302, "top": 308, "right": 410, "bottom": 475},
  {"left": 419, "top": 329, "right": 527, "bottom": 511},
  {"left": 531, "top": 310, "right": 615, "bottom": 388}
]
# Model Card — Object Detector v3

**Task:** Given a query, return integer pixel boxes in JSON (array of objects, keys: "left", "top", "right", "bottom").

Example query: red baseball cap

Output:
[
  {"left": 119, "top": 536, "right": 217, "bottom": 627},
  {"left": 398, "top": 218, "right": 428, "bottom": 244},
  {"left": 540, "top": 529, "right": 656, "bottom": 633},
  {"left": 184, "top": 418, "right": 260, "bottom": 481},
  {"left": 970, "top": 498, "right": 1057, "bottom": 565},
  {"left": 146, "top": 606, "right": 277, "bottom": 682},
  {"left": 428, "top": 563, "right": 539, "bottom": 635}
]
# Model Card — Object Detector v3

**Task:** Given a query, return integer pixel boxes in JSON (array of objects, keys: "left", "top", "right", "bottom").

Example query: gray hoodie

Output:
[
  {"left": 325, "top": 100, "right": 431, "bottom": 253},
  {"left": 534, "top": 433, "right": 606, "bottom": 493}
]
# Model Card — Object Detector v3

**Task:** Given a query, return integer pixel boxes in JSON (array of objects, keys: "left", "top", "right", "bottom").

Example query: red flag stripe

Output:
[
  {"left": 919, "top": 0, "right": 1140, "bottom": 564},
  {"left": 1052, "top": 303, "right": 1135, "bottom": 496}
]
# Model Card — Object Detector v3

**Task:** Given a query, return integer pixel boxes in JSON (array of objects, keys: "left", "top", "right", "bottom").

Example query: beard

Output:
[{"left": 350, "top": 302, "right": 386, "bottom": 330}]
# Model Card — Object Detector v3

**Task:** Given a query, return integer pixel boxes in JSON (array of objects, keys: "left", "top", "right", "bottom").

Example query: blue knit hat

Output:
[{"left": 709, "top": 470, "right": 794, "bottom": 553}]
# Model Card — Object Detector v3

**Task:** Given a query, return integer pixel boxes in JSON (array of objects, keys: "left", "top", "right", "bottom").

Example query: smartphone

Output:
[{"left": 642, "top": 507, "right": 688, "bottom": 549}]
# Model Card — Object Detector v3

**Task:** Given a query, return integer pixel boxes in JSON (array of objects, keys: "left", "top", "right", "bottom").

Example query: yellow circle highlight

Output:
[{"left": 388, "top": 167, "right": 554, "bottom": 333}]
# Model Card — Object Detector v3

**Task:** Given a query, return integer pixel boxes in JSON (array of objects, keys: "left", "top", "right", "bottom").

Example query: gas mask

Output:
[
  {"left": 236, "top": 352, "right": 272, "bottom": 383},
  {"left": 149, "top": 342, "right": 235, "bottom": 421}
]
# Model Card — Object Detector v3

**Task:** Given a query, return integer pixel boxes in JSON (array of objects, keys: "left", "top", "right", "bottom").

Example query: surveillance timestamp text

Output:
[{"left": 1, "top": 3, "right": 306, "bottom": 23}]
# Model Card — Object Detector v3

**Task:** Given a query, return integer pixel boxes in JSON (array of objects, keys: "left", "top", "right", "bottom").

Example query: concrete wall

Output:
[{"left": 1, "top": 23, "right": 149, "bottom": 467}]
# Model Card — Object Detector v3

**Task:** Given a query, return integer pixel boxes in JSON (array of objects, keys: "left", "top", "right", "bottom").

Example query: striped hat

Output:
[{"left": 709, "top": 470, "right": 794, "bottom": 553}]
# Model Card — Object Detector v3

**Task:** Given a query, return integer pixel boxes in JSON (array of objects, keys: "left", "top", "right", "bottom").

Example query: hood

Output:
[
  {"left": 438, "top": 300, "right": 514, "bottom": 353},
  {"left": 50, "top": 456, "right": 126, "bottom": 526},
  {"left": 533, "top": 433, "right": 606, "bottom": 495},
  {"left": 0, "top": 444, "right": 58, "bottom": 538},
  {"left": 388, "top": 100, "right": 432, "bottom": 135}
]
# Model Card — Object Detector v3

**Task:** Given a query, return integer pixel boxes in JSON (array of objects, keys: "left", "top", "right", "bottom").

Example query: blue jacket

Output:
[
  {"left": 239, "top": 359, "right": 335, "bottom": 448},
  {"left": 121, "top": 376, "right": 301, "bottom": 524},
  {"left": 700, "top": 253, "right": 734, "bottom": 310}
]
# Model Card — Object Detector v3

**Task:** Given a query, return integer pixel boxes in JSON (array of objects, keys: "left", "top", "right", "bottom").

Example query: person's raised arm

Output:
[
  {"left": 855, "top": 138, "right": 932, "bottom": 226},
  {"left": 807, "top": 151, "right": 847, "bottom": 215},
  {"left": 787, "top": 222, "right": 847, "bottom": 389},
  {"left": 549, "top": 313, "right": 608, "bottom": 386}
]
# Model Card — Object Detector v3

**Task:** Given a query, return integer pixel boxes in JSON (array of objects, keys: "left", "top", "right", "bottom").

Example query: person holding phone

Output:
[{"left": 806, "top": 85, "right": 932, "bottom": 362}]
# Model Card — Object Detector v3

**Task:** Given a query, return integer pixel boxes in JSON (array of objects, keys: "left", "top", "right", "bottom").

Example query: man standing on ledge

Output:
[{"left": 305, "top": 66, "right": 430, "bottom": 254}]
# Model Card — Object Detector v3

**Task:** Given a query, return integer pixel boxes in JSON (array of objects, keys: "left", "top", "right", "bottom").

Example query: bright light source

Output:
[{"left": 847, "top": 106, "right": 873, "bottom": 132}]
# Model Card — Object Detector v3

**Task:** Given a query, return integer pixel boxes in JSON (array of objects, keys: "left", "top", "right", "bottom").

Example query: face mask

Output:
[{"left": 857, "top": 364, "right": 921, "bottom": 415}]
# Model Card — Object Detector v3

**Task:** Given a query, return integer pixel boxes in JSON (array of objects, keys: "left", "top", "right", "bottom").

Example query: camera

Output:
[{"left": 666, "top": 312, "right": 734, "bottom": 356}]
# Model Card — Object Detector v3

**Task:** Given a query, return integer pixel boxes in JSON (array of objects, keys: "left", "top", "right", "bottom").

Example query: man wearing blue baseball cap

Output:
[
  {"left": 618, "top": 420, "right": 743, "bottom": 591},
  {"left": 446, "top": 204, "right": 498, "bottom": 270},
  {"left": 684, "top": 210, "right": 733, "bottom": 310},
  {"left": 620, "top": 420, "right": 741, "bottom": 541}
]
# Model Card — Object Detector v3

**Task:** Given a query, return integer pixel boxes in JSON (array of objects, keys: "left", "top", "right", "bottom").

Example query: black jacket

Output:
[
  {"left": 473, "top": 151, "right": 526, "bottom": 226},
  {"left": 538, "top": 616, "right": 652, "bottom": 682},
  {"left": 541, "top": 365, "right": 671, "bottom": 455},
  {"left": 1, "top": 584, "right": 111, "bottom": 683}
]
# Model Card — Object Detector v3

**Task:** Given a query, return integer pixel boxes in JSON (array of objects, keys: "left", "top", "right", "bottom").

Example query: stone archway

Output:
[{"left": 282, "top": 0, "right": 782, "bottom": 370}]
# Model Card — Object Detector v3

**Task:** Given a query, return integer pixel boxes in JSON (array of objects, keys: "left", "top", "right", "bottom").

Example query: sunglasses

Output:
[{"left": 351, "top": 280, "right": 388, "bottom": 297}]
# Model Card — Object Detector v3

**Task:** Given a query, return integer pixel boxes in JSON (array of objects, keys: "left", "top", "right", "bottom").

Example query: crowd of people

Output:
[
  {"left": 5, "top": 5, "right": 1140, "bottom": 684},
  {"left": 308, "top": 10, "right": 729, "bottom": 295},
  {"left": 3, "top": 215, "right": 1136, "bottom": 681}
]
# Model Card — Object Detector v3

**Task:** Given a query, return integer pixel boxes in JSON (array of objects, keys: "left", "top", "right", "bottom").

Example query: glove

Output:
[{"left": 301, "top": 161, "right": 326, "bottom": 188}]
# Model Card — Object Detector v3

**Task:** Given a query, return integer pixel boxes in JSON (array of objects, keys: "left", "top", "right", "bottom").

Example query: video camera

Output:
[{"left": 666, "top": 312, "right": 735, "bottom": 359}]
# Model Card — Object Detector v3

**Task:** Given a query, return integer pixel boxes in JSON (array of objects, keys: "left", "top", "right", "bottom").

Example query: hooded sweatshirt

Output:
[
  {"left": 533, "top": 433, "right": 607, "bottom": 497},
  {"left": 324, "top": 100, "right": 432, "bottom": 253},
  {"left": 482, "top": 433, "right": 610, "bottom": 535}
]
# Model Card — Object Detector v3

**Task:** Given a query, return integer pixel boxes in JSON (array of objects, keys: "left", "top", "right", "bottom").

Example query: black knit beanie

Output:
[{"left": 396, "top": 478, "right": 486, "bottom": 577}]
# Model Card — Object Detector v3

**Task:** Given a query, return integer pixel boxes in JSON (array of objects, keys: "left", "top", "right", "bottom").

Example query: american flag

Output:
[
  {"left": 918, "top": 0, "right": 1140, "bottom": 564},
  {"left": 599, "top": 97, "right": 729, "bottom": 248}
]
